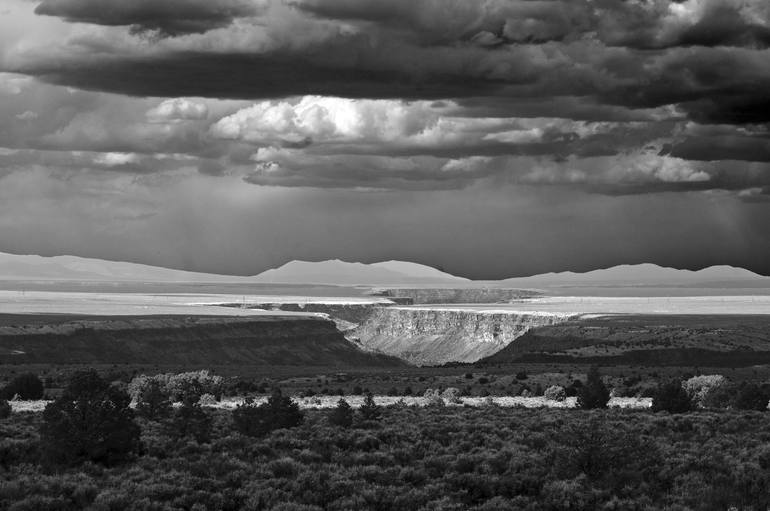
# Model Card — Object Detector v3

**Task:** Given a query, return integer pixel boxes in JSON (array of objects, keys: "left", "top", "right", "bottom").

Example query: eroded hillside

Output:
[
  {"left": 0, "top": 314, "right": 406, "bottom": 367},
  {"left": 351, "top": 307, "right": 575, "bottom": 365},
  {"left": 479, "top": 314, "right": 770, "bottom": 367}
]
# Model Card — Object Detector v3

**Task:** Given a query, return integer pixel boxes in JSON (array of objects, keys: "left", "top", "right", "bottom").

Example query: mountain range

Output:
[
  {"left": 0, "top": 252, "right": 767, "bottom": 287},
  {"left": 499, "top": 263, "right": 767, "bottom": 288}
]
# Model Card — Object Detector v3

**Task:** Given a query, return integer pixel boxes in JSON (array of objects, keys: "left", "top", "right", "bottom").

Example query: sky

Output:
[{"left": 0, "top": 0, "right": 769, "bottom": 279}]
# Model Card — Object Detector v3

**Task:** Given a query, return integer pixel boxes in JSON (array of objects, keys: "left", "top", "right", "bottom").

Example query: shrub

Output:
[
  {"left": 40, "top": 370, "right": 140, "bottom": 465},
  {"left": 576, "top": 367, "right": 610, "bottom": 409},
  {"left": 651, "top": 380, "right": 692, "bottom": 413},
  {"left": 327, "top": 398, "right": 353, "bottom": 428},
  {"left": 515, "top": 371, "right": 528, "bottom": 380},
  {"left": 544, "top": 385, "right": 566, "bottom": 402},
  {"left": 128, "top": 370, "right": 222, "bottom": 404},
  {"left": 0, "top": 399, "right": 10, "bottom": 419},
  {"left": 168, "top": 402, "right": 212, "bottom": 443},
  {"left": 127, "top": 373, "right": 169, "bottom": 401},
  {"left": 359, "top": 392, "right": 382, "bottom": 421},
  {"left": 442, "top": 387, "right": 462, "bottom": 404},
  {"left": 424, "top": 389, "right": 445, "bottom": 407},
  {"left": 733, "top": 383, "right": 769, "bottom": 411},
  {"left": 134, "top": 379, "right": 172, "bottom": 421},
  {"left": 198, "top": 393, "right": 217, "bottom": 406},
  {"left": 683, "top": 374, "right": 727, "bottom": 408},
  {"left": 232, "top": 390, "right": 304, "bottom": 437},
  {"left": 167, "top": 370, "right": 223, "bottom": 402},
  {"left": 1, "top": 373, "right": 44, "bottom": 400}
]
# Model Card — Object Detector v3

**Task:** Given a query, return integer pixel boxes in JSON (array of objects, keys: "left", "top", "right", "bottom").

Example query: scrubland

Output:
[{"left": 2, "top": 405, "right": 770, "bottom": 510}]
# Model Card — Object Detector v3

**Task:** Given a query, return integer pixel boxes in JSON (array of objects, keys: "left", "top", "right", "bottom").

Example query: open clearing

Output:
[
  {"left": 403, "top": 295, "right": 770, "bottom": 315},
  {"left": 8, "top": 395, "right": 651, "bottom": 413},
  {"left": 1, "top": 290, "right": 768, "bottom": 317}
]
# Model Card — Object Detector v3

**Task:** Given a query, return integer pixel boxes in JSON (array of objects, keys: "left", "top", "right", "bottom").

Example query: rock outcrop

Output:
[{"left": 351, "top": 307, "right": 575, "bottom": 365}]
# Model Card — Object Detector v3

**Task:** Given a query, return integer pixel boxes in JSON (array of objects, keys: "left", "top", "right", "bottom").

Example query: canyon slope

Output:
[
  {"left": 0, "top": 314, "right": 405, "bottom": 367},
  {"left": 478, "top": 314, "right": 770, "bottom": 367},
  {"left": 350, "top": 307, "right": 576, "bottom": 366}
]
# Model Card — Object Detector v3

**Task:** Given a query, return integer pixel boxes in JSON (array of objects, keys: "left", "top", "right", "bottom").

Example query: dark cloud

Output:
[
  {"left": 594, "top": 0, "right": 770, "bottom": 49},
  {"left": 2, "top": 0, "right": 770, "bottom": 278},
  {"left": 34, "top": 0, "right": 260, "bottom": 36},
  {"left": 669, "top": 136, "right": 770, "bottom": 162},
  {"left": 14, "top": 49, "right": 515, "bottom": 102},
  {"left": 299, "top": 0, "right": 770, "bottom": 50}
]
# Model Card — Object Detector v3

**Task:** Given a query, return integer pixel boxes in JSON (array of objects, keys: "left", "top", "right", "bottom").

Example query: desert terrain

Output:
[{"left": 1, "top": 254, "right": 769, "bottom": 395}]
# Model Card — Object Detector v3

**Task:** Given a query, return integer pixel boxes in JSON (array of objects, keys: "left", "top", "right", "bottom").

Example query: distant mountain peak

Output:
[
  {"left": 502, "top": 263, "right": 766, "bottom": 286},
  {"left": 0, "top": 251, "right": 249, "bottom": 282},
  {"left": 254, "top": 259, "right": 467, "bottom": 285}
]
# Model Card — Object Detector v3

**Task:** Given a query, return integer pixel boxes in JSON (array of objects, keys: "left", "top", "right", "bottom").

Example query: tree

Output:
[
  {"left": 0, "top": 399, "right": 10, "bottom": 419},
  {"left": 232, "top": 390, "right": 303, "bottom": 437},
  {"left": 327, "top": 398, "right": 353, "bottom": 428},
  {"left": 168, "top": 401, "right": 212, "bottom": 443},
  {"left": 1, "top": 373, "right": 44, "bottom": 400},
  {"left": 682, "top": 375, "right": 727, "bottom": 409},
  {"left": 576, "top": 367, "right": 610, "bottom": 409},
  {"left": 651, "top": 380, "right": 692, "bottom": 413},
  {"left": 40, "top": 370, "right": 140, "bottom": 465},
  {"left": 359, "top": 392, "right": 382, "bottom": 421},
  {"left": 135, "top": 378, "right": 172, "bottom": 420}
]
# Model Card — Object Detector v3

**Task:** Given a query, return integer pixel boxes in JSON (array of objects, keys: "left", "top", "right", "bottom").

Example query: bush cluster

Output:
[
  {"left": 40, "top": 370, "right": 140, "bottom": 466},
  {"left": 576, "top": 367, "right": 610, "bottom": 409},
  {"left": 652, "top": 375, "right": 770, "bottom": 413},
  {"left": 544, "top": 385, "right": 566, "bottom": 402},
  {"left": 327, "top": 398, "right": 354, "bottom": 428},
  {"left": 0, "top": 373, "right": 44, "bottom": 400},
  {"left": 0, "top": 399, "right": 10, "bottom": 419},
  {"left": 232, "top": 390, "right": 304, "bottom": 437},
  {"left": 128, "top": 370, "right": 223, "bottom": 404}
]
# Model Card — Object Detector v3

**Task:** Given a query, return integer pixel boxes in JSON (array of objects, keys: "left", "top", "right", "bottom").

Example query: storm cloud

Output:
[
  {"left": 34, "top": 0, "right": 261, "bottom": 36},
  {"left": 0, "top": 0, "right": 769, "bottom": 276}
]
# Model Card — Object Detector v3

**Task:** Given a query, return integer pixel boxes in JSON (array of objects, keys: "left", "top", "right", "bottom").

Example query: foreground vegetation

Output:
[
  {"left": 2, "top": 369, "right": 770, "bottom": 510},
  {"left": 2, "top": 377, "right": 770, "bottom": 510}
]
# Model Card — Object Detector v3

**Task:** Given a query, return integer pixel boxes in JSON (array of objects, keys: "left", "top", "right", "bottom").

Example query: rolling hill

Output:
[
  {"left": 0, "top": 252, "right": 250, "bottom": 282},
  {"left": 0, "top": 252, "right": 467, "bottom": 285},
  {"left": 252, "top": 259, "right": 468, "bottom": 285},
  {"left": 499, "top": 263, "right": 769, "bottom": 288},
  {"left": 1, "top": 251, "right": 767, "bottom": 288}
]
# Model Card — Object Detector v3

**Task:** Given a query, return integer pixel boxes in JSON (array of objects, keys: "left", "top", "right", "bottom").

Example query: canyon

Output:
[{"left": 350, "top": 307, "right": 576, "bottom": 365}]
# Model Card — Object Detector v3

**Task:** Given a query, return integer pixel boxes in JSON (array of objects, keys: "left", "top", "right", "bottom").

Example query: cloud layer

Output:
[{"left": 0, "top": 0, "right": 769, "bottom": 276}]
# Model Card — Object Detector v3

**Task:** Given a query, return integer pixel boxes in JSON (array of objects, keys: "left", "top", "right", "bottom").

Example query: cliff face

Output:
[
  {"left": 370, "top": 288, "right": 540, "bottom": 304},
  {"left": 0, "top": 315, "right": 406, "bottom": 367},
  {"left": 351, "top": 307, "right": 574, "bottom": 366}
]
